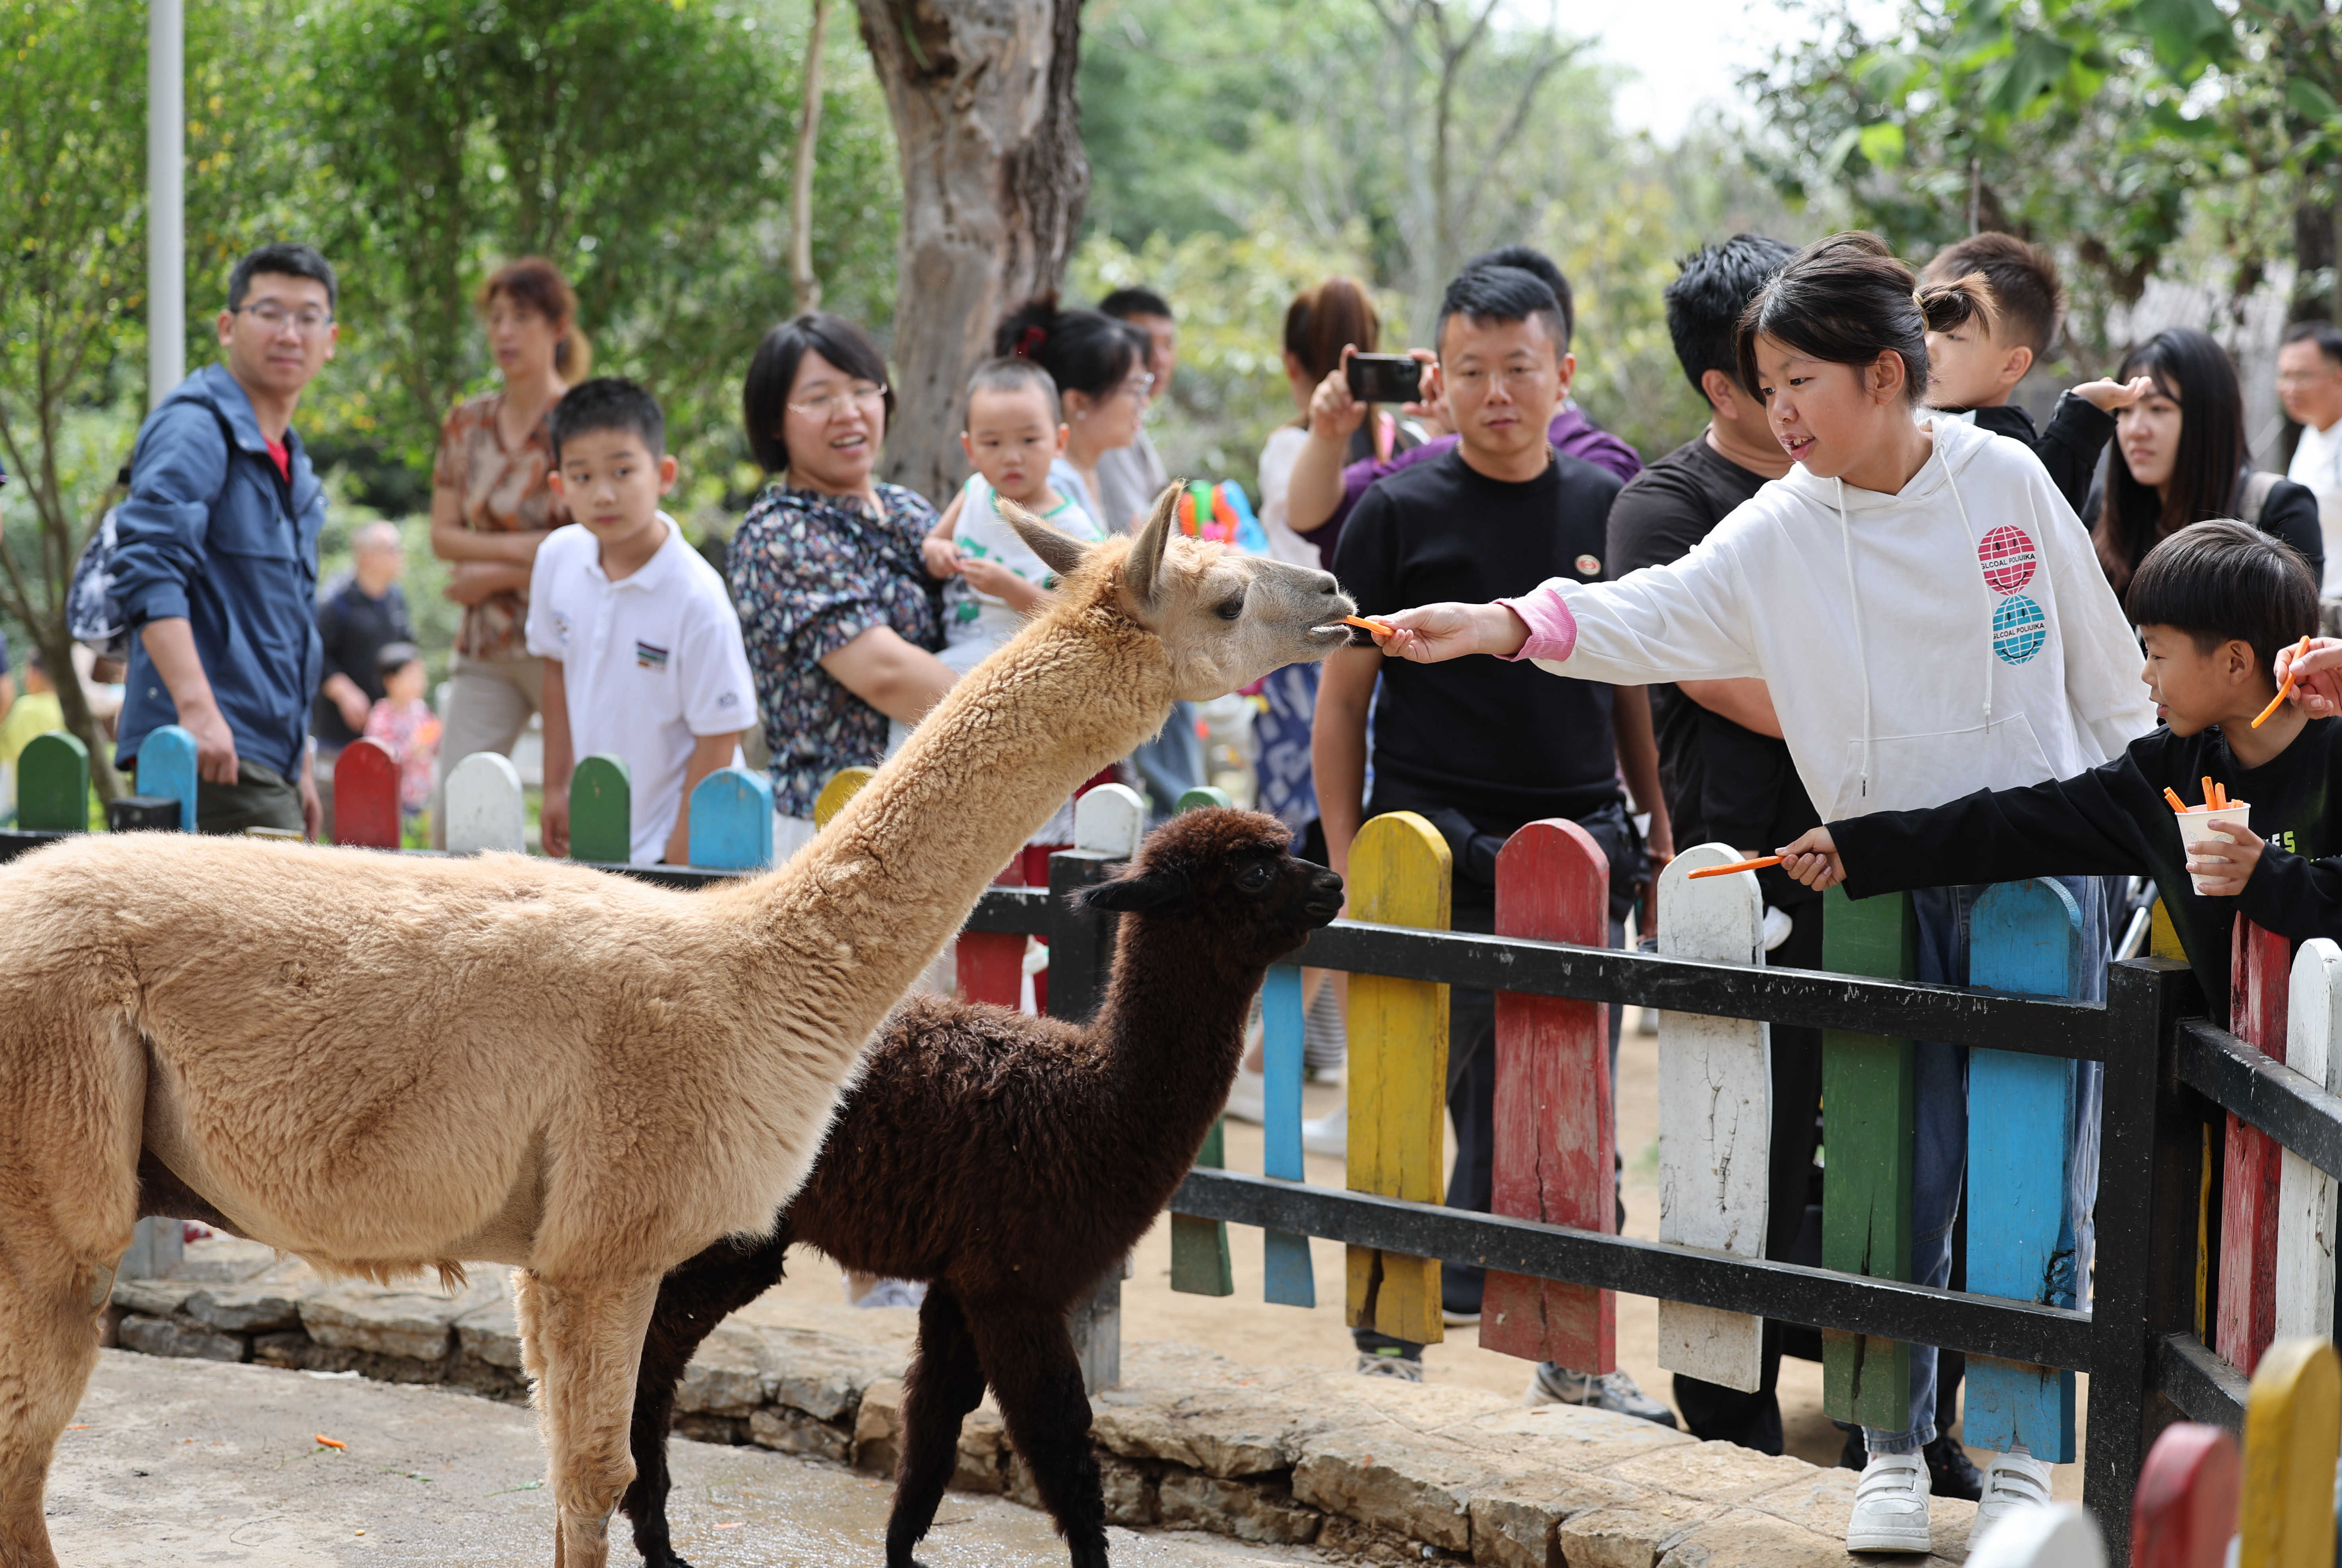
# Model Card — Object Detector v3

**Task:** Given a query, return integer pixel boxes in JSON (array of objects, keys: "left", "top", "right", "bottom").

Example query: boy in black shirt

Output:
[
  {"left": 1778, "top": 521, "right": 2336, "bottom": 1024},
  {"left": 1319, "top": 263, "right": 1675, "bottom": 1420}
]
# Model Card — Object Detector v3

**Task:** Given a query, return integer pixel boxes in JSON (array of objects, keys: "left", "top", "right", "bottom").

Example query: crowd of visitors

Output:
[{"left": 50, "top": 221, "right": 2342, "bottom": 1556}]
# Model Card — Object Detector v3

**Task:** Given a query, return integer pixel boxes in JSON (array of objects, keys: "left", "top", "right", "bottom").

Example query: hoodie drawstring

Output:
[
  {"left": 1835, "top": 476, "right": 1874, "bottom": 801},
  {"left": 1941, "top": 465, "right": 1993, "bottom": 733}
]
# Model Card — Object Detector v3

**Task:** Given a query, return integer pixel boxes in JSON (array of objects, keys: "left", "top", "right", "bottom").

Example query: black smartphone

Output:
[{"left": 1346, "top": 353, "right": 1423, "bottom": 404}]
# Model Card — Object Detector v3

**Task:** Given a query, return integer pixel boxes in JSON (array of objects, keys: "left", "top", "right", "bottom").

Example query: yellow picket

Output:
[
  {"left": 2239, "top": 1336, "right": 2341, "bottom": 1568},
  {"left": 1344, "top": 811, "right": 1452, "bottom": 1345},
  {"left": 814, "top": 766, "right": 878, "bottom": 829}
]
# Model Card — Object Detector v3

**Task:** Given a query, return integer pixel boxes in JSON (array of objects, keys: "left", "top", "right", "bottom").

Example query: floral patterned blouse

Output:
[
  {"left": 432, "top": 390, "right": 569, "bottom": 660},
  {"left": 728, "top": 480, "right": 941, "bottom": 819}
]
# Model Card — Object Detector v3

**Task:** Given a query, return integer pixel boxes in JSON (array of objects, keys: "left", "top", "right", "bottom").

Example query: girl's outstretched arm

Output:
[{"left": 1367, "top": 600, "right": 1530, "bottom": 663}]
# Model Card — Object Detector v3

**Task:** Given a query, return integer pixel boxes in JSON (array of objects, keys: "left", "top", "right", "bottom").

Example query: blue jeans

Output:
[{"left": 1862, "top": 876, "right": 2109, "bottom": 1455}]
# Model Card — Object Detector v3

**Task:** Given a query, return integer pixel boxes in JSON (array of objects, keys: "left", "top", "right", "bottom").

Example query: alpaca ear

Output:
[
  {"left": 1123, "top": 482, "right": 1181, "bottom": 611},
  {"left": 1076, "top": 865, "right": 1191, "bottom": 914},
  {"left": 1002, "top": 501, "right": 1092, "bottom": 580}
]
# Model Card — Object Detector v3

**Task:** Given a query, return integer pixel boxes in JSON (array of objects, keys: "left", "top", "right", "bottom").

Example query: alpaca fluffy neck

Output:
[
  {"left": 731, "top": 584, "right": 1174, "bottom": 1047},
  {"left": 1087, "top": 928, "right": 1275, "bottom": 1196}
]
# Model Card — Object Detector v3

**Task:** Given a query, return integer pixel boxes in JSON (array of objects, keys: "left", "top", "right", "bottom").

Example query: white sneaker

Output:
[
  {"left": 1846, "top": 1451, "right": 1932, "bottom": 1553},
  {"left": 1524, "top": 1363, "right": 1677, "bottom": 1428},
  {"left": 1222, "top": 1067, "right": 1266, "bottom": 1124},
  {"left": 1972, "top": 1449, "right": 2054, "bottom": 1541},
  {"left": 1301, "top": 1106, "right": 1347, "bottom": 1156}
]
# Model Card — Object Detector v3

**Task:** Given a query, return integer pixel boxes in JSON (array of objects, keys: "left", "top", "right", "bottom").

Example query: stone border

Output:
[{"left": 109, "top": 1250, "right": 1972, "bottom": 1566}]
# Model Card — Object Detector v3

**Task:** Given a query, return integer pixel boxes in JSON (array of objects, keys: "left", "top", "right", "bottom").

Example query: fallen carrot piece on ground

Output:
[
  {"left": 1342, "top": 614, "right": 1395, "bottom": 636},
  {"left": 2164, "top": 787, "right": 2188, "bottom": 813},
  {"left": 2252, "top": 636, "right": 2312, "bottom": 727},
  {"left": 314, "top": 1435, "right": 347, "bottom": 1449},
  {"left": 1687, "top": 854, "right": 1784, "bottom": 880}
]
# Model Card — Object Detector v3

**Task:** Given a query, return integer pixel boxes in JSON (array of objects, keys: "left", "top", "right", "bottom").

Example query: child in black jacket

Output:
[{"left": 1778, "top": 520, "right": 2338, "bottom": 1022}]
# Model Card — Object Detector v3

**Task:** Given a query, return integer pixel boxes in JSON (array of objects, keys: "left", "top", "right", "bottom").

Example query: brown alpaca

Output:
[
  {"left": 0, "top": 493, "right": 1352, "bottom": 1568},
  {"left": 617, "top": 809, "right": 1344, "bottom": 1568}
]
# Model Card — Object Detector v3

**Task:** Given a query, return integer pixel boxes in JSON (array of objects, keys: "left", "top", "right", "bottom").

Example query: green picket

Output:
[
  {"left": 1168, "top": 1116, "right": 1235, "bottom": 1296},
  {"left": 569, "top": 755, "right": 632, "bottom": 864},
  {"left": 17, "top": 730, "right": 90, "bottom": 832},
  {"left": 1821, "top": 885, "right": 1917, "bottom": 1429},
  {"left": 1176, "top": 785, "right": 1232, "bottom": 812}
]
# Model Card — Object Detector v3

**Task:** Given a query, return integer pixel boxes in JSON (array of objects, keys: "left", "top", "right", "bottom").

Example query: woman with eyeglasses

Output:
[
  {"left": 425, "top": 256, "right": 588, "bottom": 844},
  {"left": 729, "top": 313, "right": 957, "bottom": 858}
]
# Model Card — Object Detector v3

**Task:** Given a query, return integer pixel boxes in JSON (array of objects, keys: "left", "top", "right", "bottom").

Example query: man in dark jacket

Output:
[{"left": 113, "top": 243, "right": 338, "bottom": 836}]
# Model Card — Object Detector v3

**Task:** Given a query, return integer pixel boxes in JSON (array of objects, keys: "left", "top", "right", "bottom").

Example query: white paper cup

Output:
[{"left": 2176, "top": 802, "right": 2251, "bottom": 894}]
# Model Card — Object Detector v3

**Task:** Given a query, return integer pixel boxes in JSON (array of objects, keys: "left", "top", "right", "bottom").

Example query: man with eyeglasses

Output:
[{"left": 112, "top": 242, "right": 339, "bottom": 837}]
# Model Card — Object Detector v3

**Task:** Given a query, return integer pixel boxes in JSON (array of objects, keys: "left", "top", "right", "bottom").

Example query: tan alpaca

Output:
[{"left": 0, "top": 491, "right": 1353, "bottom": 1568}]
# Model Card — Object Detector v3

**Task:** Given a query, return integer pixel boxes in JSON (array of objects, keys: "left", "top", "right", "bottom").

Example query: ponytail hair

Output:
[
  {"left": 1734, "top": 230, "right": 1995, "bottom": 406},
  {"left": 1283, "top": 277, "right": 1380, "bottom": 384},
  {"left": 993, "top": 293, "right": 1145, "bottom": 401},
  {"left": 479, "top": 255, "right": 591, "bottom": 380}
]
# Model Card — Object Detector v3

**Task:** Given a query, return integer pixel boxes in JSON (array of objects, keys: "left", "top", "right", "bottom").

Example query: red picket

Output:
[
  {"left": 2219, "top": 918, "right": 2292, "bottom": 1375},
  {"left": 331, "top": 738, "right": 401, "bottom": 850},
  {"left": 2131, "top": 1422, "right": 2240, "bottom": 1568},
  {"left": 957, "top": 858, "right": 1029, "bottom": 1008},
  {"left": 1480, "top": 817, "right": 1613, "bottom": 1371}
]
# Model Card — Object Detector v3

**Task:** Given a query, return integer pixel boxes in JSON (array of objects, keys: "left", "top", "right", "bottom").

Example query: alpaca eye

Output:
[
  {"left": 1214, "top": 593, "right": 1245, "bottom": 620},
  {"left": 1238, "top": 863, "right": 1274, "bottom": 893}
]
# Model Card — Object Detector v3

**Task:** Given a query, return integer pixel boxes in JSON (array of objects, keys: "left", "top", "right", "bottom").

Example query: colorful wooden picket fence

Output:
[
  {"left": 1819, "top": 884, "right": 1918, "bottom": 1428},
  {"left": 135, "top": 724, "right": 199, "bottom": 832},
  {"left": 443, "top": 751, "right": 526, "bottom": 854},
  {"left": 2276, "top": 939, "right": 2342, "bottom": 1346},
  {"left": 812, "top": 765, "right": 875, "bottom": 829},
  {"left": 330, "top": 738, "right": 401, "bottom": 848},
  {"left": 2130, "top": 1422, "right": 2239, "bottom": 1568},
  {"left": 1481, "top": 818, "right": 1613, "bottom": 1369},
  {"left": 2239, "top": 1336, "right": 2341, "bottom": 1568},
  {"left": 1166, "top": 783, "right": 1240, "bottom": 1299},
  {"left": 2224, "top": 918, "right": 2296, "bottom": 1375},
  {"left": 1259, "top": 960, "right": 1315, "bottom": 1308},
  {"left": 15, "top": 730, "right": 90, "bottom": 832},
  {"left": 690, "top": 767, "right": 775, "bottom": 871},
  {"left": 1964, "top": 878, "right": 2087, "bottom": 1462},
  {"left": 1653, "top": 841, "right": 1769, "bottom": 1391},
  {"left": 568, "top": 755, "right": 632, "bottom": 864}
]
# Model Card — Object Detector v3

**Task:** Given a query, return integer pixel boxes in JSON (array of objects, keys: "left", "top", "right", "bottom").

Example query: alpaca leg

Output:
[
  {"left": 0, "top": 1233, "right": 114, "bottom": 1568},
  {"left": 623, "top": 1231, "right": 794, "bottom": 1568},
  {"left": 968, "top": 1305, "right": 1108, "bottom": 1568},
  {"left": 524, "top": 1269, "right": 663, "bottom": 1568},
  {"left": 886, "top": 1285, "right": 986, "bottom": 1568}
]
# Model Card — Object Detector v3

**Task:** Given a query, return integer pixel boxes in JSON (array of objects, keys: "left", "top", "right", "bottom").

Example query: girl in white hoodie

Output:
[{"left": 1361, "top": 232, "right": 2155, "bottom": 1553}]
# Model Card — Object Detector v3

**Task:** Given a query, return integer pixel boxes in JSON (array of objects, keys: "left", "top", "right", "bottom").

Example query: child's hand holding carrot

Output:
[
  {"left": 2186, "top": 820, "right": 2266, "bottom": 898},
  {"left": 1775, "top": 826, "right": 1845, "bottom": 891}
]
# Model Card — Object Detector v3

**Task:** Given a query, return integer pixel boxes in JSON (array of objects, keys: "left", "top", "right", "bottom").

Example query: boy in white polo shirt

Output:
[{"left": 528, "top": 378, "right": 755, "bottom": 864}]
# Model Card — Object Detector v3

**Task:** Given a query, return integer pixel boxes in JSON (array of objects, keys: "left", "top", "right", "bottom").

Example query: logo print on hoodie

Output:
[{"left": 1977, "top": 524, "right": 2044, "bottom": 664}]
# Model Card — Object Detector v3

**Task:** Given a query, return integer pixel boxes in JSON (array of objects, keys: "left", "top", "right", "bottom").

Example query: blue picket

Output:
[
  {"left": 1966, "top": 876, "right": 2085, "bottom": 1462},
  {"left": 688, "top": 766, "right": 775, "bottom": 871},
  {"left": 1261, "top": 962, "right": 1314, "bottom": 1307},
  {"left": 134, "top": 724, "right": 199, "bottom": 832}
]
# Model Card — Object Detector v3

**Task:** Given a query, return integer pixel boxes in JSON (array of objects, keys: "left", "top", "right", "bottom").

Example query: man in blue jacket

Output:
[{"left": 113, "top": 243, "right": 338, "bottom": 836}]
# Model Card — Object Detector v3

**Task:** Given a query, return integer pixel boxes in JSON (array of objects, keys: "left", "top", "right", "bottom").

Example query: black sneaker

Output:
[{"left": 1923, "top": 1431, "right": 1985, "bottom": 1502}]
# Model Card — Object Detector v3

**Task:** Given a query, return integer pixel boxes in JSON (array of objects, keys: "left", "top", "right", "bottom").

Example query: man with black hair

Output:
[
  {"left": 2279, "top": 319, "right": 2342, "bottom": 601},
  {"left": 1316, "top": 262, "right": 1673, "bottom": 1422},
  {"left": 113, "top": 242, "right": 340, "bottom": 837}
]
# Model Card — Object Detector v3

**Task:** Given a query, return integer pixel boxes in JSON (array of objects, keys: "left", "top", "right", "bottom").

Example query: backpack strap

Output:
[{"left": 2239, "top": 467, "right": 2280, "bottom": 525}]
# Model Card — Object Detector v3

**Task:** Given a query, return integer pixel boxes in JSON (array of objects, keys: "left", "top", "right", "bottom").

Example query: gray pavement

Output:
[{"left": 46, "top": 1351, "right": 1323, "bottom": 1567}]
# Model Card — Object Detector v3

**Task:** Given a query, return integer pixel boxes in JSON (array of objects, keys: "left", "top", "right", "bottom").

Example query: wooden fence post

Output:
[
  {"left": 2221, "top": 919, "right": 2293, "bottom": 1375},
  {"left": 1965, "top": 877, "right": 2086, "bottom": 1462},
  {"left": 1346, "top": 810, "right": 1451, "bottom": 1346},
  {"left": 954, "top": 755, "right": 1029, "bottom": 1006},
  {"left": 2130, "top": 1423, "right": 2240, "bottom": 1568},
  {"left": 331, "top": 737, "right": 401, "bottom": 850},
  {"left": 2238, "top": 1336, "right": 2340, "bottom": 1568},
  {"left": 1260, "top": 961, "right": 1315, "bottom": 1308},
  {"left": 1966, "top": 1505, "right": 2108, "bottom": 1568},
  {"left": 1652, "top": 841, "right": 1769, "bottom": 1392},
  {"left": 444, "top": 751, "right": 525, "bottom": 855},
  {"left": 1481, "top": 817, "right": 1613, "bottom": 1370},
  {"left": 813, "top": 765, "right": 876, "bottom": 828},
  {"left": 16, "top": 730, "right": 90, "bottom": 832},
  {"left": 1170, "top": 786, "right": 1236, "bottom": 1296},
  {"left": 1821, "top": 884, "right": 1918, "bottom": 1428},
  {"left": 135, "top": 724, "right": 199, "bottom": 832},
  {"left": 569, "top": 754, "right": 631, "bottom": 864},
  {"left": 2275, "top": 939, "right": 2341, "bottom": 1344},
  {"left": 688, "top": 766, "right": 774, "bottom": 871}
]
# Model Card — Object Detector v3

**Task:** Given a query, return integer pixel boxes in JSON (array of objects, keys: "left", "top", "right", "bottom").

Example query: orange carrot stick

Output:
[
  {"left": 2252, "top": 635, "right": 2313, "bottom": 728},
  {"left": 2164, "top": 787, "right": 2188, "bottom": 813},
  {"left": 1687, "top": 854, "right": 1785, "bottom": 880},
  {"left": 314, "top": 1435, "right": 347, "bottom": 1450},
  {"left": 1342, "top": 614, "right": 1395, "bottom": 636},
  {"left": 2215, "top": 782, "right": 2229, "bottom": 810},
  {"left": 2203, "top": 777, "right": 2217, "bottom": 811}
]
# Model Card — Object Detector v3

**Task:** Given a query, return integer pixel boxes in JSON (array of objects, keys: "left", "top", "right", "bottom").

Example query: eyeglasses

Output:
[
  {"left": 1119, "top": 371, "right": 1156, "bottom": 400},
  {"left": 787, "top": 382, "right": 888, "bottom": 420},
  {"left": 236, "top": 303, "right": 334, "bottom": 337}
]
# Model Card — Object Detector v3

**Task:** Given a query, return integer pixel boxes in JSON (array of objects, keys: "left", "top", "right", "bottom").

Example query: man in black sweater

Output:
[
  {"left": 1318, "top": 262, "right": 1675, "bottom": 1420},
  {"left": 1780, "top": 521, "right": 2339, "bottom": 1027}
]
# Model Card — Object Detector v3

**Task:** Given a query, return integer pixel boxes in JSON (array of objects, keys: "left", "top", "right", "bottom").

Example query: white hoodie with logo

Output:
[{"left": 1503, "top": 417, "right": 2155, "bottom": 821}]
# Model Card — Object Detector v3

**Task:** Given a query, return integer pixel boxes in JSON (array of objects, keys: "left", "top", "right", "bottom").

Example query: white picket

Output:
[
  {"left": 444, "top": 751, "right": 526, "bottom": 856},
  {"left": 1966, "top": 1503, "right": 2107, "bottom": 1568},
  {"left": 2276, "top": 938, "right": 2342, "bottom": 1342},
  {"left": 1654, "top": 840, "right": 1771, "bottom": 1392},
  {"left": 1074, "top": 782, "right": 1147, "bottom": 859}
]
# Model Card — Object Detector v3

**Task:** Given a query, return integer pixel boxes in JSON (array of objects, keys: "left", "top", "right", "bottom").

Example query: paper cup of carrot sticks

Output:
[{"left": 2168, "top": 779, "right": 2250, "bottom": 894}]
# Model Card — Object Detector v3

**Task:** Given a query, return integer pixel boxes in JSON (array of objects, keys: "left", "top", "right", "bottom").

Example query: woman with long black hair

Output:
[{"left": 2093, "top": 326, "right": 2323, "bottom": 595}]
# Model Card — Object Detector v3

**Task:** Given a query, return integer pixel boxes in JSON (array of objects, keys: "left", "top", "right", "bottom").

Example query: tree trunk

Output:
[
  {"left": 790, "top": 0, "right": 831, "bottom": 314},
  {"left": 854, "top": 0, "right": 1088, "bottom": 506}
]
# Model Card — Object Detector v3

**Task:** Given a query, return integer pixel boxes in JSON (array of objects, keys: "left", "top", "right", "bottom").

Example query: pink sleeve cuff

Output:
[{"left": 1496, "top": 582, "right": 1577, "bottom": 663}]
